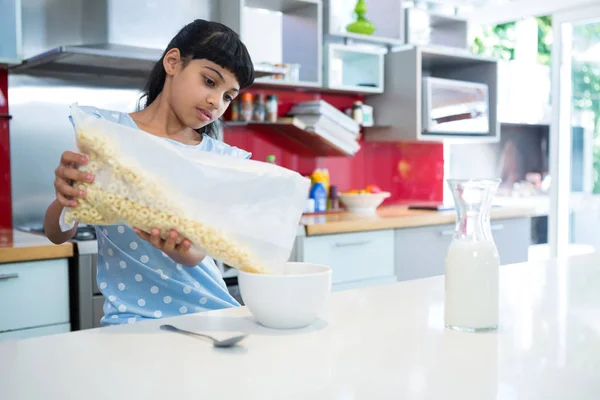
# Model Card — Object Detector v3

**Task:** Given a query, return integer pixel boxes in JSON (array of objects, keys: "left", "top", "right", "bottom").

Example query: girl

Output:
[{"left": 44, "top": 19, "right": 255, "bottom": 326}]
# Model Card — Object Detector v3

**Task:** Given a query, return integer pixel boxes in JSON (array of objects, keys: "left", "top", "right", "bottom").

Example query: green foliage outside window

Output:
[{"left": 471, "top": 16, "right": 600, "bottom": 193}]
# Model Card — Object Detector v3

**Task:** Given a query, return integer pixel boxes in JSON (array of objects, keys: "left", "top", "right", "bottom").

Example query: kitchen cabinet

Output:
[
  {"left": 323, "top": 43, "right": 385, "bottom": 93},
  {"left": 0, "top": 258, "right": 70, "bottom": 341},
  {"left": 0, "top": 0, "right": 21, "bottom": 64},
  {"left": 298, "top": 229, "right": 396, "bottom": 291},
  {"left": 324, "top": 0, "right": 404, "bottom": 46},
  {"left": 394, "top": 217, "right": 532, "bottom": 281},
  {"left": 365, "top": 45, "right": 500, "bottom": 143},
  {"left": 404, "top": 7, "right": 468, "bottom": 49},
  {"left": 222, "top": 0, "right": 323, "bottom": 87}
]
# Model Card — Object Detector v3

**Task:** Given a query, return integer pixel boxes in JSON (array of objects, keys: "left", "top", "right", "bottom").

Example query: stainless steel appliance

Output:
[{"left": 422, "top": 76, "right": 490, "bottom": 135}]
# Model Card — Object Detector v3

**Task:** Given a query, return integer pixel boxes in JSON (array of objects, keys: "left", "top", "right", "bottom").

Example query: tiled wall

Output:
[
  {"left": 224, "top": 87, "right": 444, "bottom": 204},
  {"left": 0, "top": 69, "right": 10, "bottom": 229}
]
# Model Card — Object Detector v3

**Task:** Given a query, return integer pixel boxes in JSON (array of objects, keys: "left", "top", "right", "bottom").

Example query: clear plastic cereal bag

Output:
[{"left": 62, "top": 103, "right": 311, "bottom": 274}]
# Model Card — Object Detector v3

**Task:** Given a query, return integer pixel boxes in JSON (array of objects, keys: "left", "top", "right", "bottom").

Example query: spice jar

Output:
[
  {"left": 230, "top": 97, "right": 239, "bottom": 121},
  {"left": 352, "top": 101, "right": 364, "bottom": 124},
  {"left": 240, "top": 92, "right": 254, "bottom": 122},
  {"left": 253, "top": 93, "right": 265, "bottom": 122},
  {"left": 266, "top": 94, "right": 278, "bottom": 122}
]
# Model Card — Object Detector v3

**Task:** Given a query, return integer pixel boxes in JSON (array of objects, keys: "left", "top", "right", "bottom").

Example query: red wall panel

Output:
[
  {"left": 0, "top": 68, "right": 11, "bottom": 229},
  {"left": 225, "top": 87, "right": 444, "bottom": 204}
]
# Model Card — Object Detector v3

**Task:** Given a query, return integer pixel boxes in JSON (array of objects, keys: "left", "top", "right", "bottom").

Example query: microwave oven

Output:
[{"left": 422, "top": 77, "right": 490, "bottom": 135}]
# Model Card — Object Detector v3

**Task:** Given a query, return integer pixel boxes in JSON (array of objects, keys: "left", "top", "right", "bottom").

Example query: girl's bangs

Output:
[{"left": 195, "top": 32, "right": 255, "bottom": 89}]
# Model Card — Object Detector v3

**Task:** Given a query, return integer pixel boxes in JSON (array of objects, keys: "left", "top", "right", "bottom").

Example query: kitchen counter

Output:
[
  {"left": 1, "top": 253, "right": 598, "bottom": 399},
  {"left": 301, "top": 205, "right": 536, "bottom": 235},
  {"left": 0, "top": 229, "right": 73, "bottom": 263}
]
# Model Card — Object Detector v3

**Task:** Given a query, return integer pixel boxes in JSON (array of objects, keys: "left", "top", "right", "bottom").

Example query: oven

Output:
[{"left": 70, "top": 237, "right": 102, "bottom": 330}]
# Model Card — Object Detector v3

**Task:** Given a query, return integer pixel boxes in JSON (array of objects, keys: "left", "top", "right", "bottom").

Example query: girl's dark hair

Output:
[{"left": 139, "top": 19, "right": 255, "bottom": 140}]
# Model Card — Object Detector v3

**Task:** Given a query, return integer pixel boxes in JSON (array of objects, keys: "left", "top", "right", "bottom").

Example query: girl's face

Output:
[{"left": 164, "top": 50, "right": 240, "bottom": 130}]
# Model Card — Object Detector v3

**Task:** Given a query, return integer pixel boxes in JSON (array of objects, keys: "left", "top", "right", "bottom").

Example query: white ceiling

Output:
[{"left": 431, "top": 0, "right": 600, "bottom": 24}]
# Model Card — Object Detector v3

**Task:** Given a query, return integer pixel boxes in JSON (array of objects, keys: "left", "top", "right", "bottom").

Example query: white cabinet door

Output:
[
  {"left": 395, "top": 223, "right": 454, "bottom": 281},
  {"left": 395, "top": 218, "right": 532, "bottom": 282},
  {"left": 302, "top": 230, "right": 395, "bottom": 286},
  {"left": 491, "top": 218, "right": 531, "bottom": 265},
  {"left": 0, "top": 259, "right": 70, "bottom": 332}
]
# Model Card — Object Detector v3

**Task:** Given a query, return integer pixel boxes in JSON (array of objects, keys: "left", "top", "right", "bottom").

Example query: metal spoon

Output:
[{"left": 160, "top": 324, "right": 247, "bottom": 348}]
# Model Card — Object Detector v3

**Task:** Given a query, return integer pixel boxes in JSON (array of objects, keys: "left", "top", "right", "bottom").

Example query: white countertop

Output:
[{"left": 2, "top": 253, "right": 600, "bottom": 399}]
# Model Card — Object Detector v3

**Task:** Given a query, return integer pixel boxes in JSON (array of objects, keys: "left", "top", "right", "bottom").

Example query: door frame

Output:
[{"left": 549, "top": 4, "right": 600, "bottom": 258}]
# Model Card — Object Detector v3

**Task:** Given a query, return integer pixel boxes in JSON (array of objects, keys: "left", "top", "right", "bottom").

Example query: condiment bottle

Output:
[
  {"left": 266, "top": 94, "right": 278, "bottom": 122},
  {"left": 352, "top": 101, "right": 364, "bottom": 124},
  {"left": 253, "top": 93, "right": 265, "bottom": 122},
  {"left": 329, "top": 185, "right": 340, "bottom": 210},
  {"left": 230, "top": 97, "right": 240, "bottom": 121},
  {"left": 240, "top": 92, "right": 254, "bottom": 122}
]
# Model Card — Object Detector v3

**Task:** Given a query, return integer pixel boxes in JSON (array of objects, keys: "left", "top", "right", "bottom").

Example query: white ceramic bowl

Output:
[
  {"left": 238, "top": 262, "right": 332, "bottom": 329},
  {"left": 339, "top": 192, "right": 391, "bottom": 214}
]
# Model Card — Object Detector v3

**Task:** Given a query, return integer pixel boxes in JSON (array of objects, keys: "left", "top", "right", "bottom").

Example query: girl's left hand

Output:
[{"left": 133, "top": 227, "right": 205, "bottom": 267}]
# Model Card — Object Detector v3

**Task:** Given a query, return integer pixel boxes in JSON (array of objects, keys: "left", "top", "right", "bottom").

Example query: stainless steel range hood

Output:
[
  {"left": 10, "top": 43, "right": 163, "bottom": 77},
  {"left": 10, "top": 0, "right": 284, "bottom": 79},
  {"left": 10, "top": 43, "right": 285, "bottom": 78}
]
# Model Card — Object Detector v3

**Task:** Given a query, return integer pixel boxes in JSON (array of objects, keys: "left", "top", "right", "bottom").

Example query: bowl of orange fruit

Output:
[{"left": 339, "top": 185, "right": 390, "bottom": 214}]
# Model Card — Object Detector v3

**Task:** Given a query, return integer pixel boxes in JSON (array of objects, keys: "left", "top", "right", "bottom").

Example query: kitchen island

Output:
[{"left": 1, "top": 252, "right": 598, "bottom": 399}]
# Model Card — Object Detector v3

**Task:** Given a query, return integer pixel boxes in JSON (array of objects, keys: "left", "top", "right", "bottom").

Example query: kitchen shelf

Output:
[
  {"left": 251, "top": 79, "right": 380, "bottom": 95},
  {"left": 366, "top": 45, "right": 500, "bottom": 143},
  {"left": 223, "top": 117, "right": 354, "bottom": 156},
  {"left": 252, "top": 79, "right": 323, "bottom": 89},
  {"left": 254, "top": 64, "right": 289, "bottom": 78},
  {"left": 324, "top": 43, "right": 385, "bottom": 93},
  {"left": 326, "top": 32, "right": 404, "bottom": 46},
  {"left": 405, "top": 7, "right": 468, "bottom": 49},
  {"left": 324, "top": 0, "right": 404, "bottom": 46},
  {"left": 324, "top": 84, "right": 382, "bottom": 94},
  {"left": 245, "top": 0, "right": 320, "bottom": 12},
  {"left": 232, "top": 0, "right": 322, "bottom": 87}
]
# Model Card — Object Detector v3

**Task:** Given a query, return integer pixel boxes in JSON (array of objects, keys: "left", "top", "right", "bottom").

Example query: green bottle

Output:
[{"left": 346, "top": 0, "right": 376, "bottom": 35}]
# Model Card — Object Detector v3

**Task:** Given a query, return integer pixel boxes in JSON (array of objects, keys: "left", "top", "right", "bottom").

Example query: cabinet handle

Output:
[
  {"left": 491, "top": 224, "right": 505, "bottom": 231},
  {"left": 439, "top": 230, "right": 455, "bottom": 236},
  {"left": 334, "top": 240, "right": 371, "bottom": 248},
  {"left": 0, "top": 273, "right": 19, "bottom": 281}
]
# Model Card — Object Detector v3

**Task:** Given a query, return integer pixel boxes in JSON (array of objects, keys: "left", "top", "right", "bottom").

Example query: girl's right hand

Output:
[{"left": 54, "top": 151, "right": 94, "bottom": 208}]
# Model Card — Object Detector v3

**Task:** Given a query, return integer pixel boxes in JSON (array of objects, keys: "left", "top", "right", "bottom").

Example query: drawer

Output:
[
  {"left": 302, "top": 230, "right": 395, "bottom": 285},
  {"left": 0, "top": 259, "right": 70, "bottom": 332},
  {"left": 492, "top": 218, "right": 531, "bottom": 265},
  {"left": 92, "top": 295, "right": 105, "bottom": 328},
  {"left": 0, "top": 323, "right": 70, "bottom": 342},
  {"left": 395, "top": 224, "right": 454, "bottom": 281}
]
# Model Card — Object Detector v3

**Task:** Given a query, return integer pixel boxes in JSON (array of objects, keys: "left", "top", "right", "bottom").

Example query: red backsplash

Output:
[
  {"left": 224, "top": 86, "right": 444, "bottom": 204},
  {"left": 0, "top": 69, "right": 11, "bottom": 229}
]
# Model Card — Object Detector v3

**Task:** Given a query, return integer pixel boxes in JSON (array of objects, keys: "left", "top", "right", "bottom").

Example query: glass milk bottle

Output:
[{"left": 444, "top": 179, "right": 501, "bottom": 332}]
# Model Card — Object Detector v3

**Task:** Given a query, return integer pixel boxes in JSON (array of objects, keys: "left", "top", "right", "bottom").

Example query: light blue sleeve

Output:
[{"left": 201, "top": 134, "right": 252, "bottom": 160}]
